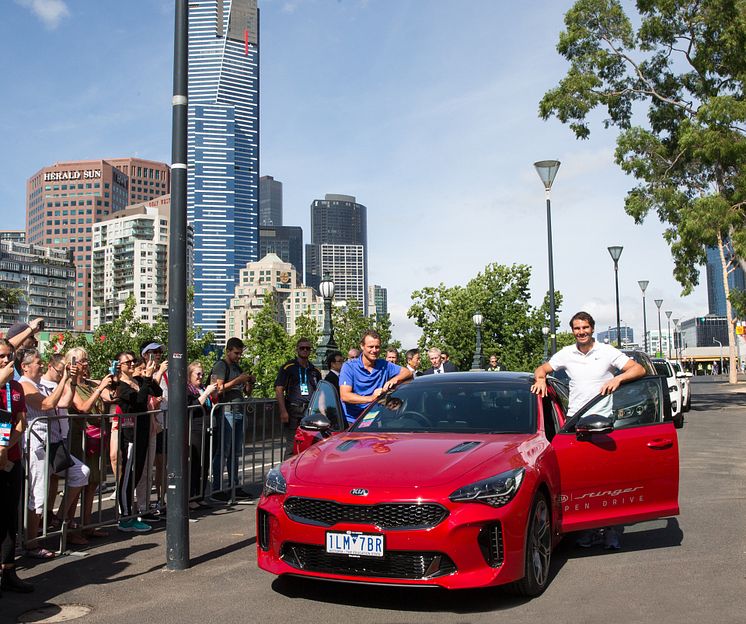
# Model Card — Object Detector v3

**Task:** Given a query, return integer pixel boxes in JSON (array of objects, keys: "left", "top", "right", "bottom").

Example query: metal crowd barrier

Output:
[{"left": 20, "top": 398, "right": 287, "bottom": 555}]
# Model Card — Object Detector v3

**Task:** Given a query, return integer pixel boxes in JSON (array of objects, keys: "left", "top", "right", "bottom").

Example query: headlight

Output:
[
  {"left": 449, "top": 468, "right": 525, "bottom": 507},
  {"left": 263, "top": 467, "right": 287, "bottom": 497}
]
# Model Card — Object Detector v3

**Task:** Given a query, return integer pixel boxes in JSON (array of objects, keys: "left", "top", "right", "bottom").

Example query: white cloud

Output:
[{"left": 16, "top": 0, "right": 70, "bottom": 29}]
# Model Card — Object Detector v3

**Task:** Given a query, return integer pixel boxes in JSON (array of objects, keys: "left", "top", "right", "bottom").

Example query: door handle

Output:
[{"left": 647, "top": 438, "right": 673, "bottom": 450}]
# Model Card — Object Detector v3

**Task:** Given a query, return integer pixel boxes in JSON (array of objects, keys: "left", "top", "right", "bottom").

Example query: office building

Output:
[
  {"left": 259, "top": 175, "right": 282, "bottom": 226},
  {"left": 596, "top": 326, "right": 634, "bottom": 346},
  {"left": 0, "top": 230, "right": 25, "bottom": 243},
  {"left": 91, "top": 195, "right": 191, "bottom": 328},
  {"left": 367, "top": 284, "right": 388, "bottom": 318},
  {"left": 225, "top": 253, "right": 324, "bottom": 338},
  {"left": 105, "top": 158, "right": 171, "bottom": 206},
  {"left": 677, "top": 316, "right": 729, "bottom": 349},
  {"left": 705, "top": 245, "right": 745, "bottom": 317},
  {"left": 259, "top": 225, "right": 302, "bottom": 274},
  {"left": 305, "top": 194, "right": 367, "bottom": 309},
  {"left": 0, "top": 241, "right": 75, "bottom": 330},
  {"left": 188, "top": 0, "right": 260, "bottom": 345}
]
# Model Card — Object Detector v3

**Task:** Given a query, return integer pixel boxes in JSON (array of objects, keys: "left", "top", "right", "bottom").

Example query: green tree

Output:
[
  {"left": 408, "top": 263, "right": 559, "bottom": 371},
  {"left": 332, "top": 301, "right": 371, "bottom": 355},
  {"left": 540, "top": 0, "right": 746, "bottom": 382},
  {"left": 244, "top": 292, "right": 293, "bottom": 398},
  {"left": 0, "top": 287, "right": 23, "bottom": 314},
  {"left": 292, "top": 309, "right": 319, "bottom": 347}
]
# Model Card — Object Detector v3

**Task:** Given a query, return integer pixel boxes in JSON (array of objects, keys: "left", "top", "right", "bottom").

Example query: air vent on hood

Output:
[
  {"left": 336, "top": 440, "right": 359, "bottom": 452},
  {"left": 445, "top": 441, "right": 481, "bottom": 454}
]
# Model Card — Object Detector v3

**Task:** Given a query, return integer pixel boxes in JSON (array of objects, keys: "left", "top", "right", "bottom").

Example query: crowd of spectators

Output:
[{"left": 0, "top": 317, "right": 261, "bottom": 595}]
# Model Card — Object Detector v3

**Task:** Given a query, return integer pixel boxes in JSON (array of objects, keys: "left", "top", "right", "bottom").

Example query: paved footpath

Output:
[{"left": 3, "top": 377, "right": 746, "bottom": 624}]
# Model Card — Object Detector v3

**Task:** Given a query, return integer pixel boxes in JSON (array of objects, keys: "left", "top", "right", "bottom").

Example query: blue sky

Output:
[{"left": 2, "top": 0, "right": 707, "bottom": 346}]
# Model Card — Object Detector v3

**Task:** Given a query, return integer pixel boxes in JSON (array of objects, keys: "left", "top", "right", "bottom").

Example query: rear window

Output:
[
  {"left": 653, "top": 362, "right": 670, "bottom": 377},
  {"left": 350, "top": 381, "right": 537, "bottom": 434}
]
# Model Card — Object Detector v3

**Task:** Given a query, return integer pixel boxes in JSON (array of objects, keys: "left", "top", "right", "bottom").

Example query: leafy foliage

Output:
[
  {"left": 244, "top": 292, "right": 294, "bottom": 398},
  {"left": 540, "top": 0, "right": 746, "bottom": 381},
  {"left": 408, "top": 263, "right": 563, "bottom": 371},
  {"left": 0, "top": 287, "right": 24, "bottom": 313}
]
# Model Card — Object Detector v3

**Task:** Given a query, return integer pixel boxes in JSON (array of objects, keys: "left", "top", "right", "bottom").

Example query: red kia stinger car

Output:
[{"left": 257, "top": 372, "right": 679, "bottom": 596}]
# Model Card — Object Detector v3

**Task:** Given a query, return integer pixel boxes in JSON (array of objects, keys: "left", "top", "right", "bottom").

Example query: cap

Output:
[
  {"left": 141, "top": 342, "right": 164, "bottom": 356},
  {"left": 6, "top": 323, "right": 30, "bottom": 340}
]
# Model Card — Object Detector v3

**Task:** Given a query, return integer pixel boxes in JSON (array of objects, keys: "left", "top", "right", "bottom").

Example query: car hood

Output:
[{"left": 291, "top": 432, "right": 530, "bottom": 488}]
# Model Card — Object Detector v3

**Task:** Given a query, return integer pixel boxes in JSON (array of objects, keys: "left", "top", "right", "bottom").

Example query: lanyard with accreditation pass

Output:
[{"left": 0, "top": 383, "right": 12, "bottom": 447}]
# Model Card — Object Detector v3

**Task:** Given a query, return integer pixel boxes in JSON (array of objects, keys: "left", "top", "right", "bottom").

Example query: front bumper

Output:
[{"left": 256, "top": 484, "right": 533, "bottom": 590}]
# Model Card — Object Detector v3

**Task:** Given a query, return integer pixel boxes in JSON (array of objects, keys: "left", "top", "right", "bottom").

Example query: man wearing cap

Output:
[
  {"left": 138, "top": 342, "right": 168, "bottom": 520},
  {"left": 5, "top": 318, "right": 44, "bottom": 352}
]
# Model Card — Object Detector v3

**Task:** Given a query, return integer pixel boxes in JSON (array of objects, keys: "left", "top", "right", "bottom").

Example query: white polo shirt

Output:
[{"left": 548, "top": 341, "right": 630, "bottom": 417}]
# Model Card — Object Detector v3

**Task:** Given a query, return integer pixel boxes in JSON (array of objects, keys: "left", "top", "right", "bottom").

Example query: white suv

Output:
[
  {"left": 652, "top": 358, "right": 683, "bottom": 428},
  {"left": 671, "top": 361, "right": 691, "bottom": 412}
]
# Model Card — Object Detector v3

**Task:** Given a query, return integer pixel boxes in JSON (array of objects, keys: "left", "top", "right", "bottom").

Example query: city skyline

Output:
[{"left": 2, "top": 1, "right": 709, "bottom": 347}]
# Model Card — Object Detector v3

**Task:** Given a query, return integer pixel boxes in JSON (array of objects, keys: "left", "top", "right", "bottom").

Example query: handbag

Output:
[{"left": 49, "top": 439, "right": 74, "bottom": 473}]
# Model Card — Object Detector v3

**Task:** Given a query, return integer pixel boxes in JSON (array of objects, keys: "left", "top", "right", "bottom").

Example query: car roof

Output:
[
  {"left": 622, "top": 349, "right": 658, "bottom": 376},
  {"left": 410, "top": 371, "right": 535, "bottom": 385}
]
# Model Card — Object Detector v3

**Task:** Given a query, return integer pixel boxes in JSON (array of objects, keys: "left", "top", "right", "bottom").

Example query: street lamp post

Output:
[
  {"left": 607, "top": 246, "right": 623, "bottom": 348},
  {"left": 638, "top": 280, "right": 650, "bottom": 353},
  {"left": 654, "top": 299, "right": 663, "bottom": 358},
  {"left": 713, "top": 337, "right": 724, "bottom": 374},
  {"left": 541, "top": 326, "right": 549, "bottom": 362},
  {"left": 673, "top": 318, "right": 680, "bottom": 362},
  {"left": 315, "top": 273, "right": 338, "bottom": 370},
  {"left": 665, "top": 310, "right": 673, "bottom": 359},
  {"left": 534, "top": 160, "right": 561, "bottom": 356},
  {"left": 471, "top": 312, "right": 484, "bottom": 370}
]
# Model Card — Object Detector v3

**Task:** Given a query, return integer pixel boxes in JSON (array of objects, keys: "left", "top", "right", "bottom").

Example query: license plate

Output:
[{"left": 326, "top": 531, "right": 384, "bottom": 558}]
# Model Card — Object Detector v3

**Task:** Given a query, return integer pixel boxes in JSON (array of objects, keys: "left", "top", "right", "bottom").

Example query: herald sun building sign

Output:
[{"left": 44, "top": 169, "right": 102, "bottom": 182}]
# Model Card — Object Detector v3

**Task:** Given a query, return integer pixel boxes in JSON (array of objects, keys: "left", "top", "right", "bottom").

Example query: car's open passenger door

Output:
[{"left": 551, "top": 377, "right": 679, "bottom": 533}]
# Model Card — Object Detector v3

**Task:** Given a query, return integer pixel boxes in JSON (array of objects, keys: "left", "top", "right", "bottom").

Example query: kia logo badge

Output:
[{"left": 350, "top": 488, "right": 369, "bottom": 496}]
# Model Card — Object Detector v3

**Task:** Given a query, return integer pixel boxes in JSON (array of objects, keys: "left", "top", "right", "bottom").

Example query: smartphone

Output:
[
  {"left": 149, "top": 353, "right": 155, "bottom": 363},
  {"left": 109, "top": 360, "right": 118, "bottom": 376},
  {"left": 71, "top": 356, "right": 77, "bottom": 366},
  {"left": 38, "top": 320, "right": 45, "bottom": 331}
]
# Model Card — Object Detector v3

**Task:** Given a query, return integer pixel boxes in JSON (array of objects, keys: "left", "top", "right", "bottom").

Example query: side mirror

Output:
[
  {"left": 300, "top": 413, "right": 332, "bottom": 432},
  {"left": 576, "top": 414, "right": 613, "bottom": 439}
]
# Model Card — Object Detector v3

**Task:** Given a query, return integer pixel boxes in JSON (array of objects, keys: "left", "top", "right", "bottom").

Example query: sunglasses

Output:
[
  {"left": 298, "top": 346, "right": 312, "bottom": 351},
  {"left": 120, "top": 360, "right": 135, "bottom": 366},
  {"left": 195, "top": 372, "right": 204, "bottom": 377}
]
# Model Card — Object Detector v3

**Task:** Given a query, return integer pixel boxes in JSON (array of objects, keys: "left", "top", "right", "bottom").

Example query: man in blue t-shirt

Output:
[{"left": 339, "top": 330, "right": 413, "bottom": 424}]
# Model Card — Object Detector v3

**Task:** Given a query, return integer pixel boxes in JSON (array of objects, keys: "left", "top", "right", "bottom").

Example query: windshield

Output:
[{"left": 349, "top": 381, "right": 537, "bottom": 434}]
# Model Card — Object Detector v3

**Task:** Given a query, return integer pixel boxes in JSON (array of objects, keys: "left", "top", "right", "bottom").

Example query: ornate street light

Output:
[
  {"left": 665, "top": 310, "right": 673, "bottom": 359},
  {"left": 315, "top": 272, "right": 338, "bottom": 369},
  {"left": 638, "top": 280, "right": 650, "bottom": 353},
  {"left": 471, "top": 311, "right": 484, "bottom": 371},
  {"left": 534, "top": 159, "right": 561, "bottom": 356},
  {"left": 654, "top": 298, "right": 663, "bottom": 358},
  {"left": 607, "top": 246, "right": 623, "bottom": 348}
]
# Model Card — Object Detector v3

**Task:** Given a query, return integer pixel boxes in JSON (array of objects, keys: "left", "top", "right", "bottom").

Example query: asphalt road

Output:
[{"left": 5, "top": 377, "right": 745, "bottom": 624}]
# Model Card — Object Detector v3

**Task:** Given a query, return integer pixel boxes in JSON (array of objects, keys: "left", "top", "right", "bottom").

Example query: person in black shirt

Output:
[
  {"left": 114, "top": 351, "right": 162, "bottom": 533},
  {"left": 275, "top": 338, "right": 322, "bottom": 456},
  {"left": 324, "top": 351, "right": 344, "bottom": 396}
]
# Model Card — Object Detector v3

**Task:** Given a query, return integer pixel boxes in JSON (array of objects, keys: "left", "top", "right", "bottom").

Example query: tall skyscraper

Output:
[
  {"left": 188, "top": 0, "right": 260, "bottom": 345},
  {"left": 259, "top": 175, "right": 282, "bottom": 226},
  {"left": 305, "top": 194, "right": 367, "bottom": 309},
  {"left": 367, "top": 284, "right": 388, "bottom": 318},
  {"left": 26, "top": 159, "right": 169, "bottom": 330},
  {"left": 259, "top": 225, "right": 302, "bottom": 275},
  {"left": 706, "top": 245, "right": 745, "bottom": 316}
]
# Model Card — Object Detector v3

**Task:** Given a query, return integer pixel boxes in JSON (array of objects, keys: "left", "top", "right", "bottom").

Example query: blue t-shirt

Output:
[{"left": 339, "top": 357, "right": 401, "bottom": 423}]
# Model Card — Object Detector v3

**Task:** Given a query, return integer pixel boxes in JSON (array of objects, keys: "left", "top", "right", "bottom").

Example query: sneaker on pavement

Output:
[
  {"left": 603, "top": 528, "right": 621, "bottom": 550},
  {"left": 139, "top": 511, "right": 164, "bottom": 522},
  {"left": 576, "top": 530, "right": 602, "bottom": 548},
  {"left": 117, "top": 519, "right": 135, "bottom": 532},
  {"left": 130, "top": 519, "right": 152, "bottom": 533}
]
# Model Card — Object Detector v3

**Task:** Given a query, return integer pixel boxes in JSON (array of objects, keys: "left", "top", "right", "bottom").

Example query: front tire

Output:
[{"left": 510, "top": 493, "right": 551, "bottom": 597}]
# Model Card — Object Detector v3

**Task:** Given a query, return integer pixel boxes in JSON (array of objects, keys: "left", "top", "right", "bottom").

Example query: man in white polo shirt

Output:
[{"left": 530, "top": 311, "right": 645, "bottom": 549}]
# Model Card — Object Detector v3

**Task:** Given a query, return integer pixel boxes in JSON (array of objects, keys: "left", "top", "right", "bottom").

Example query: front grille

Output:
[
  {"left": 477, "top": 522, "right": 504, "bottom": 567},
  {"left": 281, "top": 543, "right": 457, "bottom": 579},
  {"left": 257, "top": 509, "right": 270, "bottom": 551},
  {"left": 283, "top": 497, "right": 449, "bottom": 530}
]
